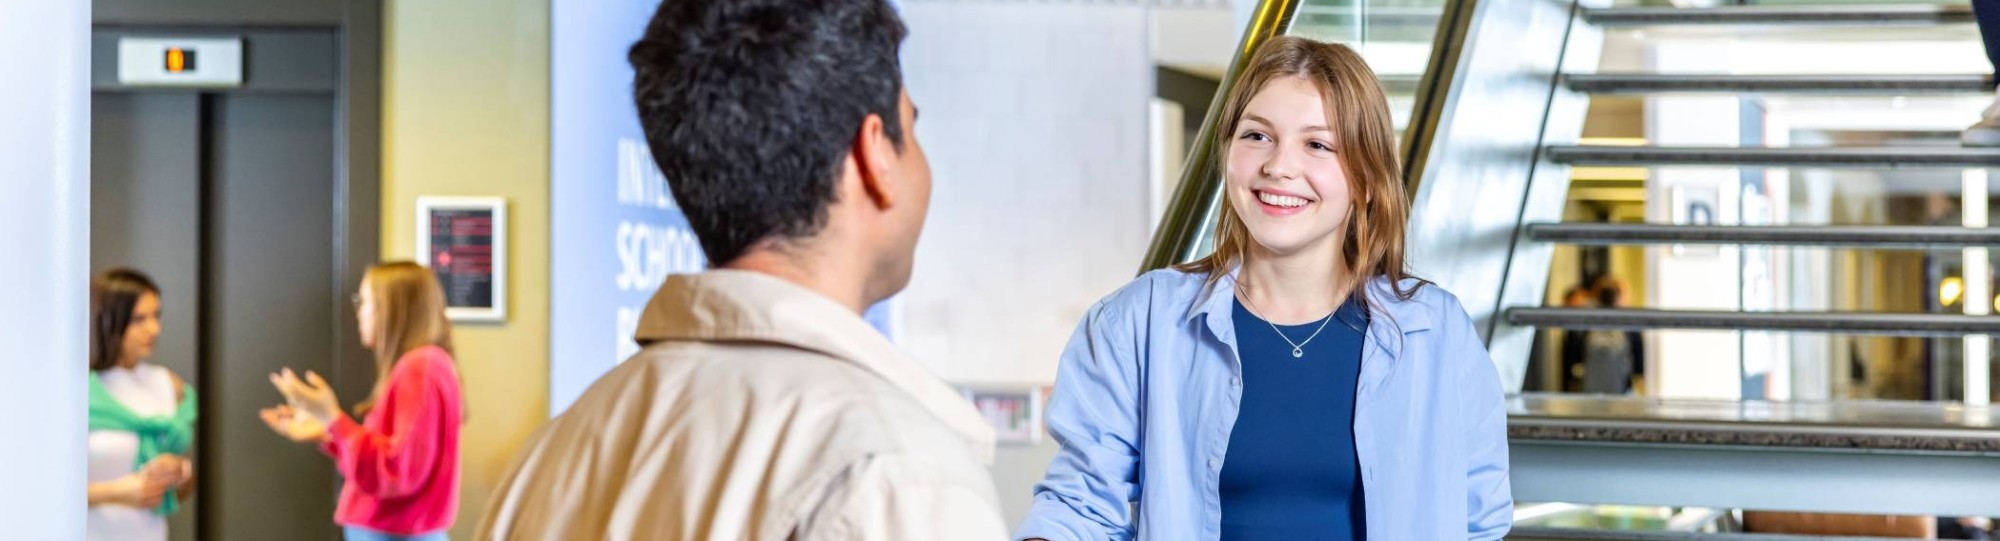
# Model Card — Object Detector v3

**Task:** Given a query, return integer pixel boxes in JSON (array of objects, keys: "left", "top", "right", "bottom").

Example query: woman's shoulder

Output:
[
  {"left": 1061, "top": 268, "right": 1218, "bottom": 343},
  {"left": 1389, "top": 278, "right": 1461, "bottom": 310},
  {"left": 1132, "top": 267, "right": 1213, "bottom": 296},
  {"left": 394, "top": 345, "right": 460, "bottom": 381},
  {"left": 400, "top": 344, "right": 454, "bottom": 362},
  {"left": 152, "top": 365, "right": 189, "bottom": 402},
  {"left": 1091, "top": 267, "right": 1211, "bottom": 314},
  {"left": 1365, "top": 276, "right": 1474, "bottom": 331},
  {"left": 129, "top": 363, "right": 184, "bottom": 393}
]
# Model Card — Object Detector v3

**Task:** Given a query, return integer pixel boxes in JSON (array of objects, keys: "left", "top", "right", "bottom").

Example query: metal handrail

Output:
[
  {"left": 1506, "top": 307, "right": 2000, "bottom": 337},
  {"left": 1510, "top": 526, "right": 1917, "bottom": 541},
  {"left": 1581, "top": 5, "right": 1973, "bottom": 26},
  {"left": 1524, "top": 223, "right": 2000, "bottom": 250},
  {"left": 1545, "top": 145, "right": 2000, "bottom": 168},
  {"left": 1563, "top": 73, "right": 1993, "bottom": 95}
]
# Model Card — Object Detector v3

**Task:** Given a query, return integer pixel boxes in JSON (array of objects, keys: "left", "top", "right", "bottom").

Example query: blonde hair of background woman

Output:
[{"left": 356, "top": 262, "right": 455, "bottom": 414}]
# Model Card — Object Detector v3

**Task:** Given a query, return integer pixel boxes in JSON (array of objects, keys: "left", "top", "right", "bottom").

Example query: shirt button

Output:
[
  {"left": 1208, "top": 459, "right": 1219, "bottom": 470},
  {"left": 1230, "top": 377, "right": 1241, "bottom": 387}
]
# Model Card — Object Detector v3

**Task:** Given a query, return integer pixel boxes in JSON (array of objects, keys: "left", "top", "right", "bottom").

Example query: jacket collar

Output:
[{"left": 634, "top": 270, "right": 995, "bottom": 463}]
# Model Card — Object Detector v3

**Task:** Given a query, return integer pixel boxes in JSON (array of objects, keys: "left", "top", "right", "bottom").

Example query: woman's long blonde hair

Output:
[
  {"left": 1177, "top": 35, "right": 1428, "bottom": 309},
  {"left": 357, "top": 261, "right": 454, "bottom": 413}
]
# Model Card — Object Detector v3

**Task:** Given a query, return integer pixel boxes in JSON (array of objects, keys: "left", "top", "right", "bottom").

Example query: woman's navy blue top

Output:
[{"left": 1219, "top": 297, "right": 1369, "bottom": 540}]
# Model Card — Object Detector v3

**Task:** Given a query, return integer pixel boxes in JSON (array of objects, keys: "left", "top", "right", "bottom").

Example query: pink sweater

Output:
[{"left": 321, "top": 345, "right": 463, "bottom": 535}]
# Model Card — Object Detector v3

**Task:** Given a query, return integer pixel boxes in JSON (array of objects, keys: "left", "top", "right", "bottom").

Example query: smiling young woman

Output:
[{"left": 1014, "top": 36, "right": 1513, "bottom": 541}]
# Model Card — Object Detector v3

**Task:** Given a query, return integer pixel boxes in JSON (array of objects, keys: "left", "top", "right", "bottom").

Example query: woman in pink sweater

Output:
[{"left": 261, "top": 262, "right": 464, "bottom": 541}]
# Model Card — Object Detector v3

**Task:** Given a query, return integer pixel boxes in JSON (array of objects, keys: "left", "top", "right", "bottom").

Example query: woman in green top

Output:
[{"left": 84, "top": 268, "right": 195, "bottom": 541}]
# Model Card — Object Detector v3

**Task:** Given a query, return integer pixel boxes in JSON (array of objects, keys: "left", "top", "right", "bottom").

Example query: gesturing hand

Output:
[
  {"left": 269, "top": 368, "right": 342, "bottom": 426},
  {"left": 141, "top": 453, "right": 192, "bottom": 487},
  {"left": 259, "top": 404, "right": 329, "bottom": 443},
  {"left": 110, "top": 467, "right": 174, "bottom": 508}
]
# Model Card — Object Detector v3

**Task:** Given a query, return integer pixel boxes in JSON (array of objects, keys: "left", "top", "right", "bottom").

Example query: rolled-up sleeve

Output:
[
  {"left": 320, "top": 363, "right": 449, "bottom": 500},
  {"left": 1014, "top": 302, "right": 1143, "bottom": 541}
]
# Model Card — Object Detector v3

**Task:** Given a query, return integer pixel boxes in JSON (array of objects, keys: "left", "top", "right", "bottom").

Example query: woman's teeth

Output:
[{"left": 1258, "top": 191, "right": 1309, "bottom": 208}]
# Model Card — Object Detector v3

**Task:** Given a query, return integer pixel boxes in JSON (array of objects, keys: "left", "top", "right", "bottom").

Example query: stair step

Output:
[
  {"left": 1544, "top": 145, "right": 2000, "bottom": 168},
  {"left": 1524, "top": 223, "right": 2000, "bottom": 250},
  {"left": 1510, "top": 393, "right": 2000, "bottom": 455},
  {"left": 1582, "top": 5, "right": 1973, "bottom": 26},
  {"left": 1505, "top": 307, "right": 2000, "bottom": 337},
  {"left": 1512, "top": 526, "right": 1924, "bottom": 541},
  {"left": 1564, "top": 73, "right": 1993, "bottom": 95}
]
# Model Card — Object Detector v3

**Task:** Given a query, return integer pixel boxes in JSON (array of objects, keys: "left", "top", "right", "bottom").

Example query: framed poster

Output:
[
  {"left": 417, "top": 197, "right": 507, "bottom": 322},
  {"left": 958, "top": 385, "right": 1047, "bottom": 446},
  {"left": 1668, "top": 185, "right": 1720, "bottom": 258}
]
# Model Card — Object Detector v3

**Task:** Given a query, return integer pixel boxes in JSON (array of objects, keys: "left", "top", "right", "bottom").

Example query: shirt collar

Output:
[{"left": 634, "top": 270, "right": 996, "bottom": 464}]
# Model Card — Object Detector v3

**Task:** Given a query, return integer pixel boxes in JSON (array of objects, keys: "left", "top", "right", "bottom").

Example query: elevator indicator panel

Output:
[{"left": 118, "top": 37, "right": 241, "bottom": 87}]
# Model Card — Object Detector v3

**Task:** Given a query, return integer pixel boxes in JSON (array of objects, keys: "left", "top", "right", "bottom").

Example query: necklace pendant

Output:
[{"left": 1291, "top": 347, "right": 1304, "bottom": 358}]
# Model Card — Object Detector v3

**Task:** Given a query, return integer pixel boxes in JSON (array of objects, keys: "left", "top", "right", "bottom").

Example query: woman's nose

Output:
[{"left": 1262, "top": 150, "right": 1303, "bottom": 180}]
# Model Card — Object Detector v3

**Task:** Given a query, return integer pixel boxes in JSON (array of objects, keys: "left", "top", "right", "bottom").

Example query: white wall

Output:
[
  {"left": 899, "top": 2, "right": 1176, "bottom": 527},
  {"left": 901, "top": 3, "right": 1157, "bottom": 386},
  {"left": 1155, "top": 6, "right": 1240, "bottom": 75},
  {"left": 1646, "top": 42, "right": 1748, "bottom": 400},
  {"left": 0, "top": 0, "right": 89, "bottom": 537}
]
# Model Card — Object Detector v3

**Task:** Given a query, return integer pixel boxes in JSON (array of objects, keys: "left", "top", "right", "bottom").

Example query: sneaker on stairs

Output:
[{"left": 1963, "top": 88, "right": 2000, "bottom": 147}]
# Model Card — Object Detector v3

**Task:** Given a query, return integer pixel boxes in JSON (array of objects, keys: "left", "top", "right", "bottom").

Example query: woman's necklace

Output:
[{"left": 1237, "top": 283, "right": 1336, "bottom": 359}]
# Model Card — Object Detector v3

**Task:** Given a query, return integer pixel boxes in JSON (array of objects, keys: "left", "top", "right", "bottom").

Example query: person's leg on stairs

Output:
[{"left": 1962, "top": 0, "right": 2000, "bottom": 145}]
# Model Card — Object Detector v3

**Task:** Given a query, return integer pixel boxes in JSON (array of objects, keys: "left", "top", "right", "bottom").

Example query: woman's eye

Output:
[
  {"left": 1239, "top": 131, "right": 1269, "bottom": 142},
  {"left": 1309, "top": 141, "right": 1333, "bottom": 151}
]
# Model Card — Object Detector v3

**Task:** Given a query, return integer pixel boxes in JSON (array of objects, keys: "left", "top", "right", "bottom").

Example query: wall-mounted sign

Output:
[
  {"left": 549, "top": 0, "right": 703, "bottom": 415},
  {"left": 417, "top": 197, "right": 507, "bottom": 322},
  {"left": 1669, "top": 185, "right": 1721, "bottom": 258},
  {"left": 117, "top": 37, "right": 242, "bottom": 88}
]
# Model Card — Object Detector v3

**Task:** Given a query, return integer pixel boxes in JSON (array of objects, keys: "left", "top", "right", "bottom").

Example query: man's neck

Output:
[{"left": 721, "top": 247, "right": 871, "bottom": 315}]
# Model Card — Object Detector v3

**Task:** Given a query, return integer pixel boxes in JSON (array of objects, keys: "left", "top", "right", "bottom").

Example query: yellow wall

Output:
[{"left": 381, "top": 0, "right": 549, "bottom": 536}]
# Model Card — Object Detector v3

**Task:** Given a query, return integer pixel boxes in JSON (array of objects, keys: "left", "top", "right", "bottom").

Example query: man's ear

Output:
[{"left": 852, "top": 112, "right": 897, "bottom": 210}]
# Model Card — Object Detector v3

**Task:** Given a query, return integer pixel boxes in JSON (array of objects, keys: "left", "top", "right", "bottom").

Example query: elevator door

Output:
[{"left": 92, "top": 30, "right": 347, "bottom": 541}]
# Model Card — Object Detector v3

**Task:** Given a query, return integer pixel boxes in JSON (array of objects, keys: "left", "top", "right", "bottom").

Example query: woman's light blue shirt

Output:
[{"left": 1014, "top": 268, "right": 1513, "bottom": 541}]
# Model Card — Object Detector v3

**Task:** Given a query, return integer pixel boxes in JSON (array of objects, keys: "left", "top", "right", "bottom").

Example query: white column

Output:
[
  {"left": 0, "top": 0, "right": 89, "bottom": 538},
  {"left": 1646, "top": 41, "right": 1745, "bottom": 400},
  {"left": 1965, "top": 168, "right": 1991, "bottom": 406}
]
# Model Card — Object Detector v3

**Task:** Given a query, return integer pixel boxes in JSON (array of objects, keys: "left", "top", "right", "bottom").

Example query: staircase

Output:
[
  {"left": 1520, "top": 4, "right": 1995, "bottom": 338},
  {"left": 1509, "top": 4, "right": 1996, "bottom": 389},
  {"left": 1497, "top": 1, "right": 2000, "bottom": 525}
]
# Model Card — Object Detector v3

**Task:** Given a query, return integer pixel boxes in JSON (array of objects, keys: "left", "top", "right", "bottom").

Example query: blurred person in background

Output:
[
  {"left": 262, "top": 262, "right": 464, "bottom": 541},
  {"left": 1558, "top": 285, "right": 1596, "bottom": 392},
  {"left": 1581, "top": 277, "right": 1642, "bottom": 395},
  {"left": 87, "top": 268, "right": 196, "bottom": 541},
  {"left": 1961, "top": 0, "right": 2000, "bottom": 145},
  {"left": 1942, "top": 516, "right": 1995, "bottom": 539}
]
